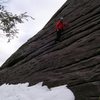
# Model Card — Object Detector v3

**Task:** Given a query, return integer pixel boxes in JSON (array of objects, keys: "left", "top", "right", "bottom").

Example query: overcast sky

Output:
[{"left": 0, "top": 0, "right": 67, "bottom": 66}]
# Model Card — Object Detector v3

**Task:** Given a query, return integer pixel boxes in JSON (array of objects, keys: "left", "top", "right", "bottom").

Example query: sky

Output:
[
  {"left": 0, "top": 0, "right": 67, "bottom": 66},
  {"left": 0, "top": 82, "right": 75, "bottom": 100}
]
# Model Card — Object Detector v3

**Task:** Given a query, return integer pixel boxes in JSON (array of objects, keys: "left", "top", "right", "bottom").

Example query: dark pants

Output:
[{"left": 56, "top": 29, "right": 63, "bottom": 42}]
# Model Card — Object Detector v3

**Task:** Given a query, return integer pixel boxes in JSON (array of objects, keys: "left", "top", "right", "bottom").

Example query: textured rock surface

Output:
[{"left": 0, "top": 0, "right": 100, "bottom": 100}]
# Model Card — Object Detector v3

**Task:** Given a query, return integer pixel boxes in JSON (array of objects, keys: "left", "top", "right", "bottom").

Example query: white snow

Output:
[{"left": 0, "top": 82, "right": 75, "bottom": 100}]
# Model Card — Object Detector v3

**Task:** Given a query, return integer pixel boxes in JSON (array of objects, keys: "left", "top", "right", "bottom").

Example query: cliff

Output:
[{"left": 0, "top": 0, "right": 100, "bottom": 100}]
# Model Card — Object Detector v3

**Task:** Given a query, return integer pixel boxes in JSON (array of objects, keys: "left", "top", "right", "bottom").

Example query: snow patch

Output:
[{"left": 0, "top": 82, "right": 75, "bottom": 100}]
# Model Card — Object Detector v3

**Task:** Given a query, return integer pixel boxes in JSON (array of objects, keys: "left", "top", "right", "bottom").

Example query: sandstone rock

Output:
[{"left": 0, "top": 0, "right": 100, "bottom": 100}]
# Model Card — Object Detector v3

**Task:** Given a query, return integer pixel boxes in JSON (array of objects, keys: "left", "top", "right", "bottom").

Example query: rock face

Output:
[{"left": 0, "top": 0, "right": 100, "bottom": 100}]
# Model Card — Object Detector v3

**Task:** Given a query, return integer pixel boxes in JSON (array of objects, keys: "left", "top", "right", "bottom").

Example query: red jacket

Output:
[{"left": 56, "top": 20, "right": 64, "bottom": 31}]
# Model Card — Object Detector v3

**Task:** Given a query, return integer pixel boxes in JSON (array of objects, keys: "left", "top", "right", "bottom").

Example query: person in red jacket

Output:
[
  {"left": 55, "top": 17, "right": 64, "bottom": 42},
  {"left": 55, "top": 17, "right": 69, "bottom": 42}
]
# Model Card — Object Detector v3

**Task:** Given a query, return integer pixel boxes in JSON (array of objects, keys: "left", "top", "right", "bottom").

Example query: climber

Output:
[{"left": 55, "top": 17, "right": 69, "bottom": 42}]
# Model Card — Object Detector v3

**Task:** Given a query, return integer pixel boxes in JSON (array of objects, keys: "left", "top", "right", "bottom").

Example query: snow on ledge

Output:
[{"left": 0, "top": 82, "right": 75, "bottom": 100}]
